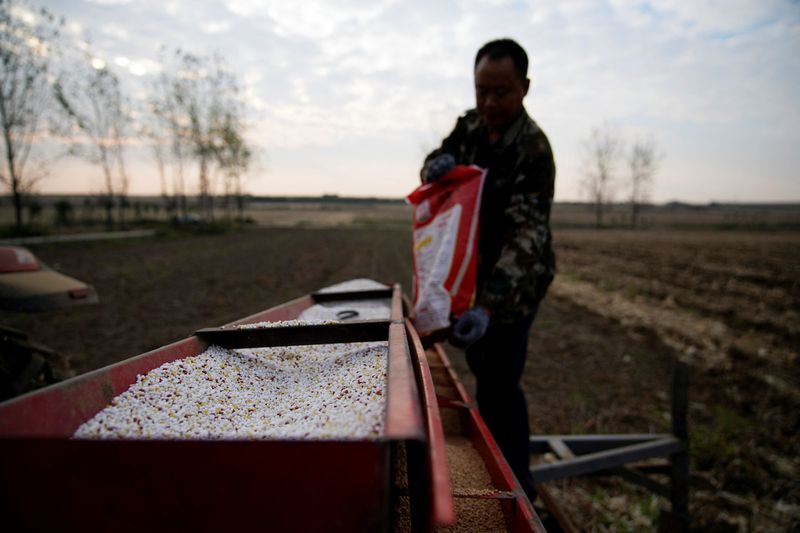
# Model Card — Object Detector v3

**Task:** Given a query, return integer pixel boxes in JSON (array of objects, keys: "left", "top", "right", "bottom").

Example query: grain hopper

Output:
[{"left": 0, "top": 280, "right": 544, "bottom": 532}]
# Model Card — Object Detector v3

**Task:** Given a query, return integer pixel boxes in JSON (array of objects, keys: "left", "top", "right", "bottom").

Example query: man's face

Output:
[{"left": 474, "top": 55, "right": 530, "bottom": 131}]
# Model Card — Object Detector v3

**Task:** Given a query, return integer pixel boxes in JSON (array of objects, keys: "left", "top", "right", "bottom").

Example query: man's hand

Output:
[
  {"left": 450, "top": 306, "right": 490, "bottom": 348},
  {"left": 423, "top": 153, "right": 456, "bottom": 182}
]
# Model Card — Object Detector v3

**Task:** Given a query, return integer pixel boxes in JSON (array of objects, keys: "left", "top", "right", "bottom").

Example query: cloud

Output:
[
  {"left": 201, "top": 21, "right": 232, "bottom": 34},
  {"left": 649, "top": 0, "right": 791, "bottom": 35},
  {"left": 84, "top": 0, "right": 134, "bottom": 5},
  {"left": 35, "top": 0, "right": 800, "bottom": 201},
  {"left": 104, "top": 21, "right": 129, "bottom": 37},
  {"left": 224, "top": 0, "right": 394, "bottom": 37}
]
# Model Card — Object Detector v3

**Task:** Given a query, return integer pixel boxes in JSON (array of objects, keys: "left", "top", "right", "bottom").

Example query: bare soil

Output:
[{"left": 2, "top": 226, "right": 797, "bottom": 531}]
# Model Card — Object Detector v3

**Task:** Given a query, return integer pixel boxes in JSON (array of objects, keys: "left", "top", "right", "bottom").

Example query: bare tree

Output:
[
  {"left": 140, "top": 117, "right": 173, "bottom": 218},
  {"left": 582, "top": 124, "right": 623, "bottom": 228},
  {"left": 185, "top": 54, "right": 239, "bottom": 221},
  {"left": 628, "top": 136, "right": 660, "bottom": 228},
  {"left": 113, "top": 109, "right": 131, "bottom": 227},
  {"left": 54, "top": 60, "right": 131, "bottom": 230},
  {"left": 149, "top": 57, "right": 190, "bottom": 219},
  {"left": 0, "top": 0, "right": 61, "bottom": 232},
  {"left": 215, "top": 110, "right": 252, "bottom": 220},
  {"left": 151, "top": 50, "right": 248, "bottom": 222}
]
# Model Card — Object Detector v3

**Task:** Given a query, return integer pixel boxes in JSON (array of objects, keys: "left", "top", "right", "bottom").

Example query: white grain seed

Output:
[{"left": 75, "top": 321, "right": 387, "bottom": 440}]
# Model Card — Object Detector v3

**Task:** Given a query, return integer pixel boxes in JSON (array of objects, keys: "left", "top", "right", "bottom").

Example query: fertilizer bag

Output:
[{"left": 406, "top": 165, "right": 487, "bottom": 335}]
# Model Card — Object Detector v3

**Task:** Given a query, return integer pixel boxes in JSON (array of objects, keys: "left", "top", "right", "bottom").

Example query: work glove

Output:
[
  {"left": 449, "top": 306, "right": 490, "bottom": 348},
  {"left": 423, "top": 153, "right": 456, "bottom": 182}
]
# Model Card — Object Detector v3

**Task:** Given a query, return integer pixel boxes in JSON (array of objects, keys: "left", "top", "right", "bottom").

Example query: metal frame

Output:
[
  {"left": 196, "top": 320, "right": 392, "bottom": 348},
  {"left": 529, "top": 362, "right": 690, "bottom": 531}
]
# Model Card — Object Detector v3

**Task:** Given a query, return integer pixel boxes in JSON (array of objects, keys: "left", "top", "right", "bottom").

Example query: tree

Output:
[
  {"left": 628, "top": 136, "right": 660, "bottom": 228},
  {"left": 0, "top": 0, "right": 61, "bottom": 232},
  {"left": 215, "top": 111, "right": 251, "bottom": 220},
  {"left": 140, "top": 118, "right": 173, "bottom": 215},
  {"left": 54, "top": 59, "right": 132, "bottom": 230},
  {"left": 582, "top": 124, "right": 622, "bottom": 228},
  {"left": 150, "top": 50, "right": 249, "bottom": 221},
  {"left": 148, "top": 54, "right": 190, "bottom": 218}
]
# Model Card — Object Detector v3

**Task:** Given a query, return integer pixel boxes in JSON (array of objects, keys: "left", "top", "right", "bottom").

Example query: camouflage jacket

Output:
[{"left": 421, "top": 107, "right": 556, "bottom": 323}]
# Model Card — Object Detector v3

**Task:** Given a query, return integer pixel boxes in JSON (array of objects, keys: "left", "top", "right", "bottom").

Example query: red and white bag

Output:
[{"left": 406, "top": 165, "right": 487, "bottom": 335}]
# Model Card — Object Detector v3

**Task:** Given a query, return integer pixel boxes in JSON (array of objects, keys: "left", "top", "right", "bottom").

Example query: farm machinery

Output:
[
  {"left": 0, "top": 275, "right": 690, "bottom": 531},
  {"left": 0, "top": 281, "right": 545, "bottom": 532},
  {"left": 0, "top": 246, "right": 98, "bottom": 400}
]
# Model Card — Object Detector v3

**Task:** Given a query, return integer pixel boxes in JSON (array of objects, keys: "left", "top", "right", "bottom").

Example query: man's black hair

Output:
[{"left": 475, "top": 38, "right": 528, "bottom": 82}]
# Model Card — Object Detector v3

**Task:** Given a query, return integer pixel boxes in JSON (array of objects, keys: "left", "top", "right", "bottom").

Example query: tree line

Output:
[{"left": 0, "top": 0, "right": 253, "bottom": 233}]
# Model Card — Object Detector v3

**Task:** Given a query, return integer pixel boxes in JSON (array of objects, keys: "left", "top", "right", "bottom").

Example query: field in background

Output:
[
  {"left": 244, "top": 200, "right": 410, "bottom": 228},
  {"left": 0, "top": 200, "right": 797, "bottom": 530},
  {"left": 2, "top": 195, "right": 800, "bottom": 234}
]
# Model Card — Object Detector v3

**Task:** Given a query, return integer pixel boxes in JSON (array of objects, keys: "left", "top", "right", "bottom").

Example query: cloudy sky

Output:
[{"left": 35, "top": 0, "right": 800, "bottom": 202}]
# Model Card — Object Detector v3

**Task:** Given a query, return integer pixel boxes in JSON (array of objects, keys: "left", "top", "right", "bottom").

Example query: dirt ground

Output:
[{"left": 1, "top": 225, "right": 798, "bottom": 531}]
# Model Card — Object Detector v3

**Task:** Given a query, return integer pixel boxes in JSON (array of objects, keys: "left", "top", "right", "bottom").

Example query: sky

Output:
[{"left": 26, "top": 0, "right": 800, "bottom": 202}]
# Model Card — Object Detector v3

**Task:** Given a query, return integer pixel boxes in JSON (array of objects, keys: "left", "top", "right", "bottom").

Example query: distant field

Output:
[
  {"left": 244, "top": 201, "right": 411, "bottom": 228},
  {"left": 2, "top": 195, "right": 799, "bottom": 233},
  {"left": 551, "top": 202, "right": 800, "bottom": 229},
  {"left": 0, "top": 200, "right": 798, "bottom": 530}
]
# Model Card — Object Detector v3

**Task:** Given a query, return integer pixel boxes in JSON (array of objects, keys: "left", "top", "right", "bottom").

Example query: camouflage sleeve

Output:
[
  {"left": 477, "top": 141, "right": 555, "bottom": 320},
  {"left": 420, "top": 115, "right": 468, "bottom": 183}
]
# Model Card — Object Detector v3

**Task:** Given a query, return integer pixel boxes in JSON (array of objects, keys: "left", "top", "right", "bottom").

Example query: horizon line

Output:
[{"left": 3, "top": 193, "right": 800, "bottom": 207}]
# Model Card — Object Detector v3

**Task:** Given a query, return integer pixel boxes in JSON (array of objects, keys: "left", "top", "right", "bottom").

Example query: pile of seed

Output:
[
  {"left": 302, "top": 278, "right": 393, "bottom": 322},
  {"left": 74, "top": 323, "right": 388, "bottom": 440}
]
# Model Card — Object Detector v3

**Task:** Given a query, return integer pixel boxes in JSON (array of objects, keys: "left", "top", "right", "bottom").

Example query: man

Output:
[{"left": 420, "top": 38, "right": 555, "bottom": 500}]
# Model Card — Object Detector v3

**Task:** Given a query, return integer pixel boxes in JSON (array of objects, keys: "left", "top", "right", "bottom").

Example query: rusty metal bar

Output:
[
  {"left": 530, "top": 437, "right": 685, "bottom": 483},
  {"left": 543, "top": 437, "right": 672, "bottom": 497},
  {"left": 544, "top": 437, "right": 672, "bottom": 515}
]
